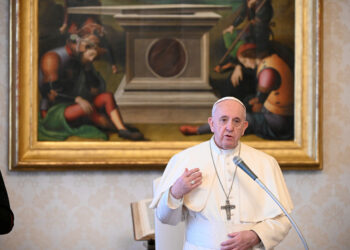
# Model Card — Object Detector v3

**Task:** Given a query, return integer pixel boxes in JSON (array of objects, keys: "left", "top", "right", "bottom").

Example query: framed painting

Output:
[{"left": 9, "top": 0, "right": 322, "bottom": 170}]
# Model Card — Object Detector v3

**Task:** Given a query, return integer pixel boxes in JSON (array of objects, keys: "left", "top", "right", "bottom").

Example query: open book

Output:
[{"left": 130, "top": 198, "right": 155, "bottom": 241}]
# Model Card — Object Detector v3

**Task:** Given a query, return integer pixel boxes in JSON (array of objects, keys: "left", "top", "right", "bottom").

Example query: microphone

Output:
[
  {"left": 232, "top": 156, "right": 257, "bottom": 181},
  {"left": 233, "top": 156, "right": 309, "bottom": 250}
]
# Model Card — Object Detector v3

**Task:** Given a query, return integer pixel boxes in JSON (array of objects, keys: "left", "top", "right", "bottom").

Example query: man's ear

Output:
[
  {"left": 208, "top": 117, "right": 214, "bottom": 133},
  {"left": 242, "top": 120, "right": 249, "bottom": 136}
]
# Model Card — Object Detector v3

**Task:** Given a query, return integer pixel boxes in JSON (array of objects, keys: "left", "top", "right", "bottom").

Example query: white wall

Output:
[{"left": 1, "top": 0, "right": 350, "bottom": 249}]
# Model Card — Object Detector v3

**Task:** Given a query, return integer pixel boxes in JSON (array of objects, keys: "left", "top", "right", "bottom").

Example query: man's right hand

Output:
[
  {"left": 75, "top": 96, "right": 94, "bottom": 115},
  {"left": 48, "top": 89, "right": 58, "bottom": 102},
  {"left": 170, "top": 168, "right": 202, "bottom": 199},
  {"left": 248, "top": 97, "right": 263, "bottom": 113},
  {"left": 230, "top": 64, "right": 243, "bottom": 87},
  {"left": 220, "top": 230, "right": 260, "bottom": 250},
  {"left": 223, "top": 25, "right": 235, "bottom": 34}
]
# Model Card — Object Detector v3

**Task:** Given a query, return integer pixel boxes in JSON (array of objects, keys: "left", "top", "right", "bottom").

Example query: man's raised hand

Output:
[{"left": 170, "top": 168, "right": 202, "bottom": 199}]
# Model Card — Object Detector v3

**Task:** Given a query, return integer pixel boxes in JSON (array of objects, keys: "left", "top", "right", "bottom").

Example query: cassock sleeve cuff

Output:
[
  {"left": 250, "top": 214, "right": 291, "bottom": 250},
  {"left": 167, "top": 188, "right": 184, "bottom": 209},
  {"left": 250, "top": 226, "right": 269, "bottom": 250}
]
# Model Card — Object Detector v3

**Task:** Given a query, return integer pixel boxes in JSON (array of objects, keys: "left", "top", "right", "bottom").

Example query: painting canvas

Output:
[{"left": 9, "top": 0, "right": 322, "bottom": 170}]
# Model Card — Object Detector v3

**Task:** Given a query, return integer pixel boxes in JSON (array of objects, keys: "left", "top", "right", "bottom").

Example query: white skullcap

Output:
[{"left": 211, "top": 96, "right": 246, "bottom": 116}]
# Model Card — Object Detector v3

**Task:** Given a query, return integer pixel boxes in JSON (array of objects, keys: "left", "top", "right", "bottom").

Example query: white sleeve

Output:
[
  {"left": 156, "top": 188, "right": 187, "bottom": 226},
  {"left": 251, "top": 214, "right": 292, "bottom": 250}
]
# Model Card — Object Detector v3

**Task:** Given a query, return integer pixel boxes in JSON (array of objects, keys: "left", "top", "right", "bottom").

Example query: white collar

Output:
[{"left": 210, "top": 136, "right": 240, "bottom": 156}]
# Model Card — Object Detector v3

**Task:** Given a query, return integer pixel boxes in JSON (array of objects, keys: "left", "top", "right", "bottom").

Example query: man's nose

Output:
[{"left": 226, "top": 121, "right": 235, "bottom": 131}]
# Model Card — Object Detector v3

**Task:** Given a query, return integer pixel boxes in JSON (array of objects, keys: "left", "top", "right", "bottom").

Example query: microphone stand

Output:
[
  {"left": 233, "top": 156, "right": 309, "bottom": 250},
  {"left": 255, "top": 179, "right": 309, "bottom": 250}
]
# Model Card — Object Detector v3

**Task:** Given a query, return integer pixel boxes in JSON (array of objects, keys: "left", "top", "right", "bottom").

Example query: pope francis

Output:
[{"left": 150, "top": 97, "right": 293, "bottom": 250}]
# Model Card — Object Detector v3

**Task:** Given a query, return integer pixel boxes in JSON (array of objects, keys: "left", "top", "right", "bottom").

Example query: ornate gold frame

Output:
[{"left": 9, "top": 0, "right": 322, "bottom": 170}]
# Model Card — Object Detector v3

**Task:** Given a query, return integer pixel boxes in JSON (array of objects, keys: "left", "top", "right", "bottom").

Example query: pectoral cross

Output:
[{"left": 221, "top": 199, "right": 236, "bottom": 220}]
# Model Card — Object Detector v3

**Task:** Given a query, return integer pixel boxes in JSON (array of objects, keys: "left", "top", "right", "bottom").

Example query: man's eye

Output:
[{"left": 233, "top": 119, "right": 242, "bottom": 126}]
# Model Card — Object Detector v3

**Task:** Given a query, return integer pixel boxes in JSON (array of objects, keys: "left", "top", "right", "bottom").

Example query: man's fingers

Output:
[
  {"left": 227, "top": 232, "right": 239, "bottom": 238},
  {"left": 182, "top": 168, "right": 203, "bottom": 191},
  {"left": 84, "top": 106, "right": 93, "bottom": 114},
  {"left": 185, "top": 168, "right": 200, "bottom": 177},
  {"left": 190, "top": 171, "right": 202, "bottom": 178},
  {"left": 191, "top": 181, "right": 202, "bottom": 189},
  {"left": 220, "top": 238, "right": 235, "bottom": 249},
  {"left": 191, "top": 175, "right": 202, "bottom": 183}
]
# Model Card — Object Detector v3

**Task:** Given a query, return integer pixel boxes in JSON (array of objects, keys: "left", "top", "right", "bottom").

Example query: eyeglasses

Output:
[{"left": 218, "top": 117, "right": 244, "bottom": 127}]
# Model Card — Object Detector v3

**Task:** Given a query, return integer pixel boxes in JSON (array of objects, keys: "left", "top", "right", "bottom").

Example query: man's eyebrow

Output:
[
  {"left": 219, "top": 116, "right": 242, "bottom": 121},
  {"left": 219, "top": 115, "right": 229, "bottom": 119}
]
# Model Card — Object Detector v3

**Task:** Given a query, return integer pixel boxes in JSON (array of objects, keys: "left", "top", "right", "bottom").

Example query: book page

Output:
[{"left": 131, "top": 198, "right": 155, "bottom": 241}]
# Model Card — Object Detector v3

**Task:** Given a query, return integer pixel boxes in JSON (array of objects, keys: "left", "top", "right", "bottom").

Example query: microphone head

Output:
[
  {"left": 233, "top": 156, "right": 258, "bottom": 180},
  {"left": 233, "top": 156, "right": 242, "bottom": 165}
]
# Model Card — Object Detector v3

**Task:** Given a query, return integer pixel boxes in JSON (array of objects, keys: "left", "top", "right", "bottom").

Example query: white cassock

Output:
[{"left": 150, "top": 137, "right": 294, "bottom": 250}]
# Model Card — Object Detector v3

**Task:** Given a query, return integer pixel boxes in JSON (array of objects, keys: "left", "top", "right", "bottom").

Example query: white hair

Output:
[{"left": 211, "top": 96, "right": 246, "bottom": 117}]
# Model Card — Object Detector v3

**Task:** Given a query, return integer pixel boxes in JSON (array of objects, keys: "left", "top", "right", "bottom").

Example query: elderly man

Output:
[
  {"left": 150, "top": 97, "right": 293, "bottom": 250},
  {"left": 38, "top": 23, "right": 143, "bottom": 141}
]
